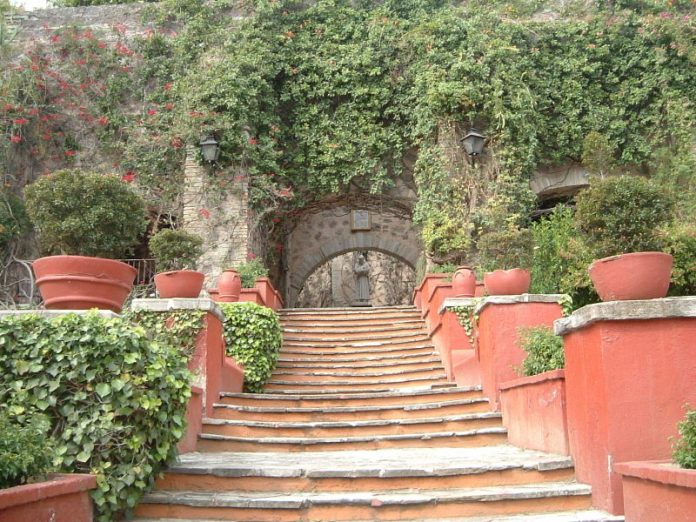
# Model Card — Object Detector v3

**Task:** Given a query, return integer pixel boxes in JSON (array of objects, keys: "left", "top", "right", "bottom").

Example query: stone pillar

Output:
[
  {"left": 182, "top": 147, "right": 250, "bottom": 286},
  {"left": 475, "top": 294, "right": 565, "bottom": 411},
  {"left": 441, "top": 297, "right": 480, "bottom": 387},
  {"left": 554, "top": 297, "right": 696, "bottom": 515}
]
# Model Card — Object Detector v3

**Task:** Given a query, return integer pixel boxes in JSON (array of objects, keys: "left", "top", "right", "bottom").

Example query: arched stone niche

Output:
[{"left": 285, "top": 206, "right": 422, "bottom": 307}]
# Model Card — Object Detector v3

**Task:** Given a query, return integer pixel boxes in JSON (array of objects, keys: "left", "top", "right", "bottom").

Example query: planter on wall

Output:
[
  {"left": 615, "top": 460, "right": 696, "bottom": 522},
  {"left": 217, "top": 269, "right": 242, "bottom": 302},
  {"left": 154, "top": 270, "right": 204, "bottom": 298},
  {"left": 483, "top": 268, "right": 531, "bottom": 296},
  {"left": 452, "top": 266, "right": 476, "bottom": 297},
  {"left": 0, "top": 474, "right": 96, "bottom": 522},
  {"left": 588, "top": 252, "right": 673, "bottom": 301},
  {"left": 33, "top": 255, "right": 136, "bottom": 313}
]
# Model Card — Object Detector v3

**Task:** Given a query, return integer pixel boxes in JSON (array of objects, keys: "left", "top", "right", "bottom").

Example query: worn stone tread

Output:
[
  {"left": 199, "top": 427, "right": 507, "bottom": 445},
  {"left": 170, "top": 446, "right": 572, "bottom": 478},
  {"left": 266, "top": 375, "right": 449, "bottom": 386},
  {"left": 282, "top": 333, "right": 431, "bottom": 344},
  {"left": 280, "top": 344, "right": 436, "bottom": 355},
  {"left": 271, "top": 365, "right": 445, "bottom": 377},
  {"left": 369, "top": 512, "right": 623, "bottom": 522},
  {"left": 277, "top": 353, "right": 441, "bottom": 364},
  {"left": 141, "top": 481, "right": 591, "bottom": 509},
  {"left": 214, "top": 396, "right": 489, "bottom": 414},
  {"left": 220, "top": 386, "right": 475, "bottom": 401},
  {"left": 202, "top": 411, "right": 502, "bottom": 429}
]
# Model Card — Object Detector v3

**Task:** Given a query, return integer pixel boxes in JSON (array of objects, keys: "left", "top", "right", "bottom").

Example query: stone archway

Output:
[{"left": 285, "top": 205, "right": 422, "bottom": 307}]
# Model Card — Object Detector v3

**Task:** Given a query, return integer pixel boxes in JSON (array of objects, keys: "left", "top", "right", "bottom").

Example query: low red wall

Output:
[
  {"left": 616, "top": 461, "right": 696, "bottom": 522},
  {"left": 563, "top": 317, "right": 696, "bottom": 514},
  {"left": 499, "top": 369, "right": 569, "bottom": 455},
  {"left": 477, "top": 301, "right": 563, "bottom": 411},
  {"left": 0, "top": 474, "right": 96, "bottom": 522},
  {"left": 238, "top": 288, "right": 264, "bottom": 305}
]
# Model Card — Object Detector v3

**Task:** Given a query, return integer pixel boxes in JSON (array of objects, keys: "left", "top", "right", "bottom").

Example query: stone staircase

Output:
[{"left": 134, "top": 305, "right": 622, "bottom": 521}]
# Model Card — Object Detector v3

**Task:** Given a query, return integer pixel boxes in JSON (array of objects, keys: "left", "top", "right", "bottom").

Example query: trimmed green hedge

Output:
[
  {"left": 219, "top": 302, "right": 282, "bottom": 393},
  {"left": 674, "top": 407, "right": 696, "bottom": 469},
  {"left": 0, "top": 312, "right": 191, "bottom": 521},
  {"left": 518, "top": 326, "right": 565, "bottom": 377},
  {"left": 0, "top": 413, "right": 54, "bottom": 489}
]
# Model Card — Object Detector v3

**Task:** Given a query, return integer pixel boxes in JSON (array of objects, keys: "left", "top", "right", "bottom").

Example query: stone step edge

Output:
[
  {"left": 280, "top": 305, "right": 416, "bottom": 313},
  {"left": 220, "top": 385, "right": 475, "bottom": 401},
  {"left": 270, "top": 366, "right": 445, "bottom": 378},
  {"left": 280, "top": 344, "right": 437, "bottom": 356},
  {"left": 203, "top": 411, "right": 502, "bottom": 429},
  {"left": 266, "top": 376, "right": 449, "bottom": 386},
  {"left": 277, "top": 353, "right": 441, "bottom": 364},
  {"left": 279, "top": 314, "right": 423, "bottom": 323},
  {"left": 213, "top": 397, "right": 490, "bottom": 414},
  {"left": 256, "top": 385, "right": 457, "bottom": 395},
  {"left": 282, "top": 323, "right": 424, "bottom": 333},
  {"left": 282, "top": 333, "right": 430, "bottom": 343},
  {"left": 140, "top": 481, "right": 591, "bottom": 509},
  {"left": 199, "top": 427, "right": 507, "bottom": 445}
]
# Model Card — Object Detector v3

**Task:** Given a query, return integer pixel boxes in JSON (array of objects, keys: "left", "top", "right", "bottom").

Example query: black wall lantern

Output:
[
  {"left": 460, "top": 128, "right": 486, "bottom": 159},
  {"left": 200, "top": 136, "right": 220, "bottom": 163}
]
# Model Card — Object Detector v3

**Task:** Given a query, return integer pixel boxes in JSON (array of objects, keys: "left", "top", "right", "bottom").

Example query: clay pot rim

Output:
[
  {"left": 484, "top": 268, "right": 530, "bottom": 276},
  {"left": 155, "top": 269, "right": 204, "bottom": 277},
  {"left": 590, "top": 251, "right": 672, "bottom": 267}
]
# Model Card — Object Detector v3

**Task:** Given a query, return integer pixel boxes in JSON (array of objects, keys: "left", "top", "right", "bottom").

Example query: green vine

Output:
[
  {"left": 127, "top": 309, "right": 206, "bottom": 357},
  {"left": 451, "top": 300, "right": 482, "bottom": 343}
]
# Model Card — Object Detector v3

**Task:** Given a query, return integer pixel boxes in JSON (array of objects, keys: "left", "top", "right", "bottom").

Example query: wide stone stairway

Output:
[{"left": 134, "top": 306, "right": 622, "bottom": 521}]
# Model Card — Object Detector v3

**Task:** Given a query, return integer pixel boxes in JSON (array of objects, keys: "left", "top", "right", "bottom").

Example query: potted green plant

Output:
[
  {"left": 477, "top": 225, "right": 533, "bottom": 295},
  {"left": 149, "top": 228, "right": 204, "bottom": 298},
  {"left": 574, "top": 175, "right": 674, "bottom": 301},
  {"left": 24, "top": 169, "right": 148, "bottom": 312}
]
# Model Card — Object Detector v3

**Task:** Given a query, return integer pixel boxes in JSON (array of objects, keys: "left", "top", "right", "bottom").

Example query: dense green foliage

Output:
[
  {"left": 149, "top": 229, "right": 203, "bottom": 272},
  {"left": 673, "top": 407, "right": 696, "bottom": 469},
  {"left": 0, "top": 413, "right": 54, "bottom": 489},
  {"left": 574, "top": 176, "right": 674, "bottom": 258},
  {"left": 0, "top": 312, "right": 191, "bottom": 520},
  {"left": 127, "top": 309, "right": 206, "bottom": 358},
  {"left": 236, "top": 258, "right": 270, "bottom": 288},
  {"left": 219, "top": 302, "right": 282, "bottom": 393},
  {"left": 0, "top": 190, "right": 30, "bottom": 253},
  {"left": 518, "top": 326, "right": 565, "bottom": 376},
  {"left": 53, "top": 0, "right": 155, "bottom": 5},
  {"left": 24, "top": 170, "right": 147, "bottom": 258},
  {"left": 477, "top": 226, "right": 533, "bottom": 271},
  {"left": 661, "top": 223, "right": 696, "bottom": 296}
]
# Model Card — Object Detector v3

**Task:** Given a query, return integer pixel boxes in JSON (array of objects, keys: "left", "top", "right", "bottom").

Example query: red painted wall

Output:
[
  {"left": 499, "top": 369, "right": 569, "bottom": 455},
  {"left": 564, "top": 318, "right": 696, "bottom": 514},
  {"left": 477, "top": 301, "right": 563, "bottom": 411}
]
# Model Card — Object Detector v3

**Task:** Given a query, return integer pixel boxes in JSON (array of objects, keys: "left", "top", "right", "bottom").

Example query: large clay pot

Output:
[
  {"left": 452, "top": 266, "right": 477, "bottom": 297},
  {"left": 217, "top": 269, "right": 242, "bottom": 302},
  {"left": 32, "top": 255, "right": 136, "bottom": 313},
  {"left": 154, "top": 270, "right": 205, "bottom": 298},
  {"left": 483, "top": 268, "right": 531, "bottom": 296},
  {"left": 588, "top": 251, "right": 672, "bottom": 301}
]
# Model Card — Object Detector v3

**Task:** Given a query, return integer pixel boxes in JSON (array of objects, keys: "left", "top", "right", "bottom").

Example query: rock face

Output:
[{"left": 296, "top": 251, "right": 415, "bottom": 308}]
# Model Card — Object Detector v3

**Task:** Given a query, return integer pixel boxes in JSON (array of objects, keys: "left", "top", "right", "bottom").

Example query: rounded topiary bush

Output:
[
  {"left": 219, "top": 302, "right": 282, "bottom": 393},
  {"left": 24, "top": 169, "right": 148, "bottom": 258},
  {"left": 149, "top": 229, "right": 203, "bottom": 272},
  {"left": 0, "top": 312, "right": 191, "bottom": 520},
  {"left": 574, "top": 176, "right": 674, "bottom": 259}
]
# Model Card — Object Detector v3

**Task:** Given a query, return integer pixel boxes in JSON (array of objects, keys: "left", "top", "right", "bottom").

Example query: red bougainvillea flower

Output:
[
  {"left": 271, "top": 217, "right": 281, "bottom": 223},
  {"left": 97, "top": 41, "right": 107, "bottom": 49},
  {"left": 13, "top": 118, "right": 28, "bottom": 125},
  {"left": 164, "top": 103, "right": 174, "bottom": 110},
  {"left": 50, "top": 34, "right": 60, "bottom": 43},
  {"left": 114, "top": 23, "right": 127, "bottom": 35},
  {"left": 9, "top": 135, "right": 22, "bottom": 144},
  {"left": 64, "top": 150, "right": 77, "bottom": 157},
  {"left": 170, "top": 137, "right": 184, "bottom": 148},
  {"left": 246, "top": 252, "right": 257, "bottom": 261},
  {"left": 97, "top": 116, "right": 109, "bottom": 126},
  {"left": 121, "top": 171, "right": 136, "bottom": 183},
  {"left": 247, "top": 137, "right": 258, "bottom": 145},
  {"left": 274, "top": 243, "right": 284, "bottom": 253},
  {"left": 28, "top": 108, "right": 40, "bottom": 116},
  {"left": 163, "top": 83, "right": 173, "bottom": 91},
  {"left": 147, "top": 109, "right": 158, "bottom": 116},
  {"left": 234, "top": 175, "right": 245, "bottom": 183},
  {"left": 198, "top": 208, "right": 210, "bottom": 219},
  {"left": 3, "top": 103, "right": 13, "bottom": 111}
]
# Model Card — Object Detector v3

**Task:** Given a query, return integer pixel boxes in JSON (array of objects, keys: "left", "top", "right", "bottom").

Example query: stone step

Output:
[
  {"left": 279, "top": 306, "right": 417, "bottom": 315},
  {"left": 135, "top": 482, "right": 592, "bottom": 521},
  {"left": 275, "top": 360, "right": 443, "bottom": 373},
  {"left": 156, "top": 446, "right": 574, "bottom": 493},
  {"left": 281, "top": 316, "right": 423, "bottom": 327},
  {"left": 277, "top": 352, "right": 441, "bottom": 366},
  {"left": 217, "top": 385, "right": 475, "bottom": 408},
  {"left": 282, "top": 332, "right": 431, "bottom": 345},
  {"left": 280, "top": 320, "right": 424, "bottom": 333},
  {"left": 196, "top": 427, "right": 508, "bottom": 452},
  {"left": 269, "top": 366, "right": 446, "bottom": 381},
  {"left": 202, "top": 412, "right": 502, "bottom": 438},
  {"left": 212, "top": 396, "right": 492, "bottom": 422},
  {"left": 263, "top": 375, "right": 450, "bottom": 391},
  {"left": 280, "top": 341, "right": 437, "bottom": 357}
]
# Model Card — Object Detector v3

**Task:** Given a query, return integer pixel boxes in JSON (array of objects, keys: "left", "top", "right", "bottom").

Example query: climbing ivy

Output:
[{"left": 127, "top": 309, "right": 206, "bottom": 357}]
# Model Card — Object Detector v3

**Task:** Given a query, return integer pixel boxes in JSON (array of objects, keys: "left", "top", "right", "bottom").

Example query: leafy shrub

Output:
[
  {"left": 0, "top": 191, "right": 31, "bottom": 253},
  {"left": 0, "top": 413, "right": 54, "bottom": 489},
  {"left": 660, "top": 222, "right": 696, "bottom": 297},
  {"left": 127, "top": 309, "right": 206, "bottom": 358},
  {"left": 421, "top": 210, "right": 472, "bottom": 265},
  {"left": 24, "top": 169, "right": 148, "bottom": 258},
  {"left": 0, "top": 312, "right": 191, "bottom": 521},
  {"left": 574, "top": 176, "right": 674, "bottom": 259},
  {"left": 149, "top": 229, "right": 203, "bottom": 272},
  {"left": 219, "top": 302, "right": 282, "bottom": 393},
  {"left": 673, "top": 407, "right": 696, "bottom": 469},
  {"left": 236, "top": 258, "right": 269, "bottom": 288},
  {"left": 518, "top": 326, "right": 564, "bottom": 377},
  {"left": 477, "top": 225, "right": 533, "bottom": 272}
]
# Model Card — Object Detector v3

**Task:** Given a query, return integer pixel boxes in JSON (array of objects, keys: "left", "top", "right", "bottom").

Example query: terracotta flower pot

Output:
[
  {"left": 32, "top": 255, "right": 136, "bottom": 313},
  {"left": 154, "top": 270, "right": 204, "bottom": 298},
  {"left": 217, "top": 269, "right": 241, "bottom": 302},
  {"left": 588, "top": 251, "right": 673, "bottom": 301},
  {"left": 452, "top": 266, "right": 477, "bottom": 297},
  {"left": 483, "top": 268, "right": 531, "bottom": 296}
]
